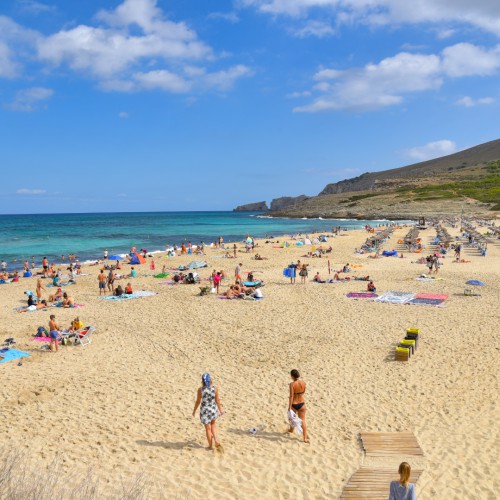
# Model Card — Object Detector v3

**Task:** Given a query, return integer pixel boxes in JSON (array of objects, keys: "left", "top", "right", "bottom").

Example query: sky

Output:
[{"left": 0, "top": 0, "right": 499, "bottom": 213}]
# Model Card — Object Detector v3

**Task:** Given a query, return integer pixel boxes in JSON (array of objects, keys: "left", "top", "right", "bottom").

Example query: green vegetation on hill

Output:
[{"left": 397, "top": 174, "right": 500, "bottom": 210}]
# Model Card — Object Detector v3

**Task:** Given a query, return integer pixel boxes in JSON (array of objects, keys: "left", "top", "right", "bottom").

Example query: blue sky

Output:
[{"left": 0, "top": 0, "right": 499, "bottom": 213}]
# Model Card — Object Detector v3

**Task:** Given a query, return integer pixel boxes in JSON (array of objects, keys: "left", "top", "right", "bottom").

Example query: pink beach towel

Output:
[{"left": 416, "top": 293, "right": 448, "bottom": 300}]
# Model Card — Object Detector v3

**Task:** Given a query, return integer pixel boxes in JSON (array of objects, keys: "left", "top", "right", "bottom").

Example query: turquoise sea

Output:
[{"left": 0, "top": 212, "right": 408, "bottom": 267}]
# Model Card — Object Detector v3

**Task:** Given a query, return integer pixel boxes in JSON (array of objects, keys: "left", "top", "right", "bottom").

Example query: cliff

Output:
[
  {"left": 319, "top": 139, "right": 500, "bottom": 196},
  {"left": 233, "top": 201, "right": 269, "bottom": 212},
  {"left": 270, "top": 195, "right": 309, "bottom": 211}
]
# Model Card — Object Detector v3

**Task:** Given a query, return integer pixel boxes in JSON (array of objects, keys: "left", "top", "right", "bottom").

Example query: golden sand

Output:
[{"left": 1, "top": 226, "right": 498, "bottom": 498}]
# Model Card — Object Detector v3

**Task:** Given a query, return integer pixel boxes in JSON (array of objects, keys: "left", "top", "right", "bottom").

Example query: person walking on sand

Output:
[
  {"left": 235, "top": 263, "right": 242, "bottom": 284},
  {"left": 192, "top": 373, "right": 224, "bottom": 451},
  {"left": 299, "top": 264, "right": 308, "bottom": 284},
  {"left": 36, "top": 277, "right": 45, "bottom": 301},
  {"left": 389, "top": 462, "right": 416, "bottom": 500},
  {"left": 213, "top": 272, "right": 222, "bottom": 294},
  {"left": 233, "top": 243, "right": 237, "bottom": 258},
  {"left": 98, "top": 269, "right": 106, "bottom": 295},
  {"left": 288, "top": 369, "right": 309, "bottom": 443},
  {"left": 49, "top": 314, "right": 61, "bottom": 352},
  {"left": 107, "top": 268, "right": 115, "bottom": 293}
]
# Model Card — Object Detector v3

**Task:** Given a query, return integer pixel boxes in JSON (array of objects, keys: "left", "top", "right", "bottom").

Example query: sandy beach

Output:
[{"left": 1, "top": 224, "right": 498, "bottom": 499}]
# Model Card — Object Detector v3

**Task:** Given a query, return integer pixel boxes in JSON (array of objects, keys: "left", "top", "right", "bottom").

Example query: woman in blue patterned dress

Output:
[{"left": 192, "top": 373, "right": 224, "bottom": 450}]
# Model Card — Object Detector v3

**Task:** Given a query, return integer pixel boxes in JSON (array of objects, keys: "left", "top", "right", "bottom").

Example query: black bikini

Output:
[{"left": 292, "top": 388, "right": 305, "bottom": 411}]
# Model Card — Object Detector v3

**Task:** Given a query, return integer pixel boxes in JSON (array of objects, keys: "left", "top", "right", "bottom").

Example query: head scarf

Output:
[{"left": 202, "top": 373, "right": 211, "bottom": 388}]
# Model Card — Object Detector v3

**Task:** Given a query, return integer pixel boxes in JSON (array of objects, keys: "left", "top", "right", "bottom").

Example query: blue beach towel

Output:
[
  {"left": 0, "top": 348, "right": 30, "bottom": 364},
  {"left": 99, "top": 291, "right": 156, "bottom": 301}
]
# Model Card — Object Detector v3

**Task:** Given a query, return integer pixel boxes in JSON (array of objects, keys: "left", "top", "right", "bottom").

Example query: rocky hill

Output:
[
  {"left": 319, "top": 139, "right": 500, "bottom": 195},
  {"left": 270, "top": 195, "right": 309, "bottom": 211},
  {"left": 270, "top": 139, "right": 500, "bottom": 219},
  {"left": 233, "top": 201, "right": 269, "bottom": 212}
]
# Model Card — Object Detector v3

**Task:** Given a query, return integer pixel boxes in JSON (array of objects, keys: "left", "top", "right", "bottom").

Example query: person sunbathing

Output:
[
  {"left": 18, "top": 300, "right": 48, "bottom": 312},
  {"left": 114, "top": 285, "right": 124, "bottom": 296},
  {"left": 49, "top": 287, "right": 63, "bottom": 302},
  {"left": 367, "top": 281, "right": 376, "bottom": 292},
  {"left": 61, "top": 292, "right": 75, "bottom": 308},
  {"left": 313, "top": 272, "right": 325, "bottom": 283},
  {"left": 125, "top": 283, "right": 133, "bottom": 294}
]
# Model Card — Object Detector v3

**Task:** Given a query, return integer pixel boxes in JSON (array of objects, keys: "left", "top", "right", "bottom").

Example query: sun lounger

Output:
[
  {"left": 75, "top": 327, "right": 95, "bottom": 347},
  {"left": 395, "top": 346, "right": 410, "bottom": 361},
  {"left": 399, "top": 339, "right": 415, "bottom": 355}
]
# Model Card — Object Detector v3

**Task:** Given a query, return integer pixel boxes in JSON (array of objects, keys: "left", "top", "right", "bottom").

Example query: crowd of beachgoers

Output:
[{"left": 1, "top": 217, "right": 498, "bottom": 498}]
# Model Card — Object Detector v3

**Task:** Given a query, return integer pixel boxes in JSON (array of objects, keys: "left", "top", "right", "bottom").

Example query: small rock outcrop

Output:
[
  {"left": 270, "top": 195, "right": 309, "bottom": 211},
  {"left": 233, "top": 201, "right": 269, "bottom": 212}
]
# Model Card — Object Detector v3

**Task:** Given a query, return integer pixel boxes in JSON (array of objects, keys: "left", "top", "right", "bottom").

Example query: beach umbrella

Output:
[
  {"left": 465, "top": 280, "right": 485, "bottom": 286},
  {"left": 108, "top": 255, "right": 123, "bottom": 261}
]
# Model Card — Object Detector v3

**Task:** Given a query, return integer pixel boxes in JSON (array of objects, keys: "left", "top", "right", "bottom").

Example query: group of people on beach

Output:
[{"left": 192, "top": 369, "right": 309, "bottom": 451}]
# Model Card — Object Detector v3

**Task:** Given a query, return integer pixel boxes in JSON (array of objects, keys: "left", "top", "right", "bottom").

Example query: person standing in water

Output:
[
  {"left": 288, "top": 369, "right": 309, "bottom": 443},
  {"left": 192, "top": 373, "right": 224, "bottom": 451},
  {"left": 389, "top": 462, "right": 416, "bottom": 500}
]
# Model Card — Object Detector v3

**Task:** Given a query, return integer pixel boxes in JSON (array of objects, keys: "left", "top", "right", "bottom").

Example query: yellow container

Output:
[{"left": 407, "top": 328, "right": 420, "bottom": 335}]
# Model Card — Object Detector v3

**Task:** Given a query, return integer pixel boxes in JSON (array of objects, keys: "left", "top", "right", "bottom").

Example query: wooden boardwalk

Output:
[
  {"left": 360, "top": 432, "right": 424, "bottom": 457},
  {"left": 340, "top": 467, "right": 423, "bottom": 499}
]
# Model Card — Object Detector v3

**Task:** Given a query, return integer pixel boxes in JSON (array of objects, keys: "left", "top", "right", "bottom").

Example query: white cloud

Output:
[
  {"left": 0, "top": 1, "right": 251, "bottom": 95},
  {"left": 17, "top": 1, "right": 55, "bottom": 15},
  {"left": 0, "top": 16, "right": 39, "bottom": 78},
  {"left": 286, "top": 90, "right": 312, "bottom": 98},
  {"left": 456, "top": 96, "right": 496, "bottom": 107},
  {"left": 101, "top": 64, "right": 252, "bottom": 93},
  {"left": 294, "top": 43, "right": 500, "bottom": 113},
  {"left": 405, "top": 140, "right": 457, "bottom": 162},
  {"left": 118, "top": 111, "right": 129, "bottom": 118},
  {"left": 16, "top": 188, "right": 46, "bottom": 195},
  {"left": 436, "top": 28, "right": 456, "bottom": 40},
  {"left": 6, "top": 86, "right": 53, "bottom": 111},
  {"left": 242, "top": 0, "right": 500, "bottom": 36},
  {"left": 207, "top": 12, "right": 240, "bottom": 23},
  {"left": 0, "top": 41, "right": 18, "bottom": 78},
  {"left": 442, "top": 43, "right": 500, "bottom": 77},
  {"left": 290, "top": 20, "right": 335, "bottom": 38},
  {"left": 295, "top": 51, "right": 442, "bottom": 112}
]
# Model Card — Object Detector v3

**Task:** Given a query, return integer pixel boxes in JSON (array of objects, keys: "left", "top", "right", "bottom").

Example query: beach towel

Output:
[
  {"left": 0, "top": 348, "right": 30, "bottom": 364},
  {"left": 243, "top": 281, "right": 262, "bottom": 287},
  {"left": 375, "top": 291, "right": 416, "bottom": 304},
  {"left": 346, "top": 292, "right": 378, "bottom": 299},
  {"left": 408, "top": 298, "right": 446, "bottom": 306},
  {"left": 99, "top": 291, "right": 156, "bottom": 301},
  {"left": 287, "top": 410, "right": 303, "bottom": 435},
  {"left": 416, "top": 277, "right": 445, "bottom": 282},
  {"left": 31, "top": 337, "right": 60, "bottom": 343},
  {"left": 415, "top": 293, "right": 448, "bottom": 300}
]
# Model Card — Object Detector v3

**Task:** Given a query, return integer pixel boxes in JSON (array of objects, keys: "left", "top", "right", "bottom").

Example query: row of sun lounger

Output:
[{"left": 395, "top": 328, "right": 420, "bottom": 361}]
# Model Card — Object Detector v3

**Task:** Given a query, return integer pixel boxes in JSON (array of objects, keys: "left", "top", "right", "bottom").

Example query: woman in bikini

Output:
[{"left": 288, "top": 369, "right": 309, "bottom": 443}]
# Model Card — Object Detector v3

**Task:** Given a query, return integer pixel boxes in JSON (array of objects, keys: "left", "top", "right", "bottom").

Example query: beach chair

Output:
[
  {"left": 395, "top": 346, "right": 410, "bottom": 361},
  {"left": 399, "top": 338, "right": 416, "bottom": 355},
  {"left": 76, "top": 327, "right": 95, "bottom": 347}
]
